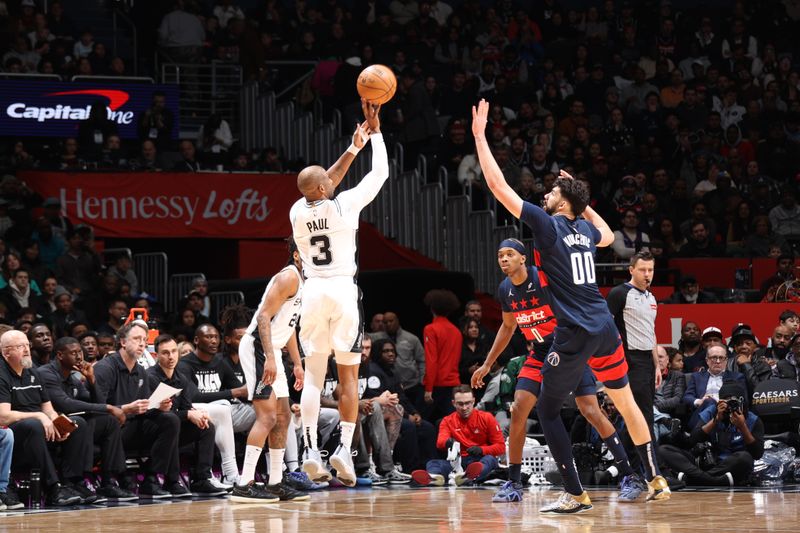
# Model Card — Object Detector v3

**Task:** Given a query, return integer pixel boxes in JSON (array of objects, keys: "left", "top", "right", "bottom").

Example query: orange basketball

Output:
[{"left": 356, "top": 64, "right": 397, "bottom": 105}]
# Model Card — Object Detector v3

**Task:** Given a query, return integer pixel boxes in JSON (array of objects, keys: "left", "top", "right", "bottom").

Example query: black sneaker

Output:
[
  {"left": 264, "top": 483, "right": 311, "bottom": 502},
  {"left": 164, "top": 481, "right": 192, "bottom": 498},
  {"left": 138, "top": 478, "right": 171, "bottom": 499},
  {"left": 96, "top": 484, "right": 138, "bottom": 502},
  {"left": 190, "top": 479, "right": 228, "bottom": 497},
  {"left": 0, "top": 488, "right": 24, "bottom": 510},
  {"left": 46, "top": 484, "right": 81, "bottom": 507},
  {"left": 69, "top": 482, "right": 101, "bottom": 504},
  {"left": 230, "top": 482, "right": 280, "bottom": 504}
]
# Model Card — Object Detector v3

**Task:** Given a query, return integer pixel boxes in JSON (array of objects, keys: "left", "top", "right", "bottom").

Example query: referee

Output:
[{"left": 606, "top": 251, "right": 660, "bottom": 435}]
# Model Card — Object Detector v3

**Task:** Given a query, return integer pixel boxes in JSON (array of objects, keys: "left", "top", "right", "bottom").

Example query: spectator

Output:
[
  {"left": 760, "top": 254, "right": 796, "bottom": 302},
  {"left": 678, "top": 221, "right": 725, "bottom": 258},
  {"left": 410, "top": 385, "right": 504, "bottom": 486},
  {"left": 368, "top": 313, "right": 384, "bottom": 335},
  {"left": 107, "top": 253, "right": 138, "bottom": 297},
  {"left": 96, "top": 298, "right": 128, "bottom": 337},
  {"left": 78, "top": 331, "right": 99, "bottom": 362},
  {"left": 661, "top": 380, "right": 763, "bottom": 486},
  {"left": 457, "top": 317, "right": 489, "bottom": 391},
  {"left": 612, "top": 209, "right": 650, "bottom": 260},
  {"left": 49, "top": 287, "right": 88, "bottom": 339},
  {"left": 37, "top": 336, "right": 136, "bottom": 501},
  {"left": 173, "top": 140, "right": 203, "bottom": 172},
  {"left": 137, "top": 92, "right": 174, "bottom": 150},
  {"left": 370, "top": 311, "right": 425, "bottom": 409},
  {"left": 129, "top": 140, "right": 162, "bottom": 171},
  {"left": 757, "top": 324, "right": 794, "bottom": 365},
  {"left": 774, "top": 333, "right": 800, "bottom": 380},
  {"left": 55, "top": 228, "right": 101, "bottom": 297},
  {"left": 28, "top": 323, "right": 54, "bottom": 367},
  {"left": 0, "top": 268, "right": 44, "bottom": 323},
  {"left": 93, "top": 322, "right": 182, "bottom": 497},
  {"left": 666, "top": 275, "right": 718, "bottom": 305},
  {"left": 727, "top": 327, "right": 772, "bottom": 393},
  {"left": 769, "top": 189, "right": 800, "bottom": 241},
  {"left": 96, "top": 333, "right": 116, "bottom": 360},
  {"left": 0, "top": 330, "right": 85, "bottom": 506},
  {"left": 32, "top": 217, "right": 66, "bottom": 272},
  {"left": 77, "top": 100, "right": 118, "bottom": 160},
  {"left": 158, "top": 0, "right": 204, "bottom": 63},
  {"left": 213, "top": 0, "right": 244, "bottom": 29},
  {"left": 197, "top": 113, "right": 234, "bottom": 167},
  {"left": 683, "top": 344, "right": 746, "bottom": 429},
  {"left": 72, "top": 29, "right": 93, "bottom": 58},
  {"left": 654, "top": 346, "right": 686, "bottom": 418},
  {"left": 421, "top": 289, "right": 461, "bottom": 421}
]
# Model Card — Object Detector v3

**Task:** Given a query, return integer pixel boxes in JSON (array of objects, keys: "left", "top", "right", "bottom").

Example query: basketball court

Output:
[{"left": 0, "top": 485, "right": 795, "bottom": 532}]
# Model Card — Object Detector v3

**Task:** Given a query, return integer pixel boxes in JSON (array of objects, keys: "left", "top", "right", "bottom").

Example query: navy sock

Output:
[
  {"left": 538, "top": 394, "right": 583, "bottom": 496},
  {"left": 508, "top": 464, "right": 522, "bottom": 483},
  {"left": 636, "top": 442, "right": 661, "bottom": 480},
  {"left": 603, "top": 432, "right": 634, "bottom": 477}
]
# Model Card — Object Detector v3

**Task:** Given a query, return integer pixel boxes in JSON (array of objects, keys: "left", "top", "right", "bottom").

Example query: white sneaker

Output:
[
  {"left": 539, "top": 491, "right": 593, "bottom": 514},
  {"left": 209, "top": 477, "right": 233, "bottom": 492},
  {"left": 302, "top": 448, "right": 332, "bottom": 483},
  {"left": 329, "top": 445, "right": 357, "bottom": 487}
]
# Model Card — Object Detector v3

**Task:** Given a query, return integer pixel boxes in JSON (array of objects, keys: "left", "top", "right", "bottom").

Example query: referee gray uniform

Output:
[{"left": 606, "top": 282, "right": 658, "bottom": 430}]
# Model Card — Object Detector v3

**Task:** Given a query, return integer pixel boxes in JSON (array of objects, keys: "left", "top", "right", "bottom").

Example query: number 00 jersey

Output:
[
  {"left": 290, "top": 134, "right": 389, "bottom": 280},
  {"left": 246, "top": 264, "right": 303, "bottom": 350},
  {"left": 496, "top": 265, "right": 556, "bottom": 362}
]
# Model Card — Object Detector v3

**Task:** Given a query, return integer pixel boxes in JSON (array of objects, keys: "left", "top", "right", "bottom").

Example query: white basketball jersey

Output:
[
  {"left": 289, "top": 133, "right": 390, "bottom": 280},
  {"left": 290, "top": 197, "right": 359, "bottom": 279},
  {"left": 246, "top": 264, "right": 303, "bottom": 351}
]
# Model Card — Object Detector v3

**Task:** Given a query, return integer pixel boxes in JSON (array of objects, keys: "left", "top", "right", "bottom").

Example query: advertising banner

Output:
[
  {"left": 21, "top": 171, "right": 299, "bottom": 238},
  {"left": 0, "top": 80, "right": 179, "bottom": 139}
]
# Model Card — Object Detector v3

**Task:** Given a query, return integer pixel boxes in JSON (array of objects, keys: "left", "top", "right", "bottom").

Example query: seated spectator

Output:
[
  {"left": 172, "top": 308, "right": 198, "bottom": 342},
  {"left": 745, "top": 216, "right": 791, "bottom": 258},
  {"left": 0, "top": 330, "right": 84, "bottom": 506},
  {"left": 760, "top": 254, "right": 796, "bottom": 302},
  {"left": 72, "top": 29, "right": 94, "bottom": 58},
  {"left": 0, "top": 268, "right": 44, "bottom": 323},
  {"left": 612, "top": 209, "right": 650, "bottom": 260},
  {"left": 678, "top": 221, "right": 725, "bottom": 257},
  {"left": 683, "top": 326, "right": 723, "bottom": 374},
  {"left": 0, "top": 252, "right": 42, "bottom": 295},
  {"left": 173, "top": 140, "right": 203, "bottom": 172},
  {"left": 370, "top": 311, "right": 425, "bottom": 409},
  {"left": 774, "top": 334, "right": 800, "bottom": 380},
  {"left": 660, "top": 381, "right": 763, "bottom": 486},
  {"left": 78, "top": 331, "right": 99, "bottom": 362},
  {"left": 458, "top": 317, "right": 489, "bottom": 392},
  {"left": 757, "top": 325, "right": 794, "bottom": 364},
  {"left": 107, "top": 253, "right": 138, "bottom": 296},
  {"left": 780, "top": 309, "right": 800, "bottom": 336},
  {"left": 28, "top": 323, "right": 54, "bottom": 367},
  {"left": 655, "top": 346, "right": 686, "bottom": 418},
  {"left": 683, "top": 344, "right": 747, "bottom": 428},
  {"left": 21, "top": 240, "right": 50, "bottom": 287},
  {"left": 128, "top": 140, "right": 163, "bottom": 172},
  {"left": 49, "top": 287, "right": 89, "bottom": 339},
  {"left": 96, "top": 298, "right": 128, "bottom": 337},
  {"left": 96, "top": 332, "right": 116, "bottom": 360},
  {"left": 93, "top": 322, "right": 183, "bottom": 497},
  {"left": 55, "top": 228, "right": 101, "bottom": 297},
  {"left": 37, "top": 337, "right": 136, "bottom": 501},
  {"left": 190, "top": 277, "right": 211, "bottom": 317},
  {"left": 178, "top": 325, "right": 254, "bottom": 434},
  {"left": 411, "top": 385, "right": 504, "bottom": 486},
  {"left": 727, "top": 327, "right": 772, "bottom": 393},
  {"left": 33, "top": 215, "right": 67, "bottom": 272},
  {"left": 666, "top": 275, "right": 718, "bottom": 305},
  {"left": 98, "top": 135, "right": 127, "bottom": 169},
  {"left": 147, "top": 335, "right": 230, "bottom": 496},
  {"left": 769, "top": 189, "right": 800, "bottom": 242}
]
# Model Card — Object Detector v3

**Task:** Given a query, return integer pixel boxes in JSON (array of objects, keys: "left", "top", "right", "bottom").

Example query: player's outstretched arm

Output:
[
  {"left": 472, "top": 99, "right": 523, "bottom": 218},
  {"left": 327, "top": 119, "right": 371, "bottom": 189},
  {"left": 342, "top": 100, "right": 389, "bottom": 210},
  {"left": 471, "top": 311, "right": 517, "bottom": 388}
]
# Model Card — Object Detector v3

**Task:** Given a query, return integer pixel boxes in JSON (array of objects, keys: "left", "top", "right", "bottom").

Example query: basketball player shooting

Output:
[
  {"left": 291, "top": 99, "right": 386, "bottom": 487},
  {"left": 472, "top": 98, "right": 670, "bottom": 513}
]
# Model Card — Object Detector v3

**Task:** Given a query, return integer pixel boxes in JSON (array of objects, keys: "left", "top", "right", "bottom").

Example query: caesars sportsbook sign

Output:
[
  {"left": 0, "top": 80, "right": 178, "bottom": 139},
  {"left": 19, "top": 171, "right": 297, "bottom": 238}
]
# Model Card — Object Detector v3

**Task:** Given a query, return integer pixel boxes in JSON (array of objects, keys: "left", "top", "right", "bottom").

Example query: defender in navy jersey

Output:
[
  {"left": 471, "top": 239, "right": 637, "bottom": 504},
  {"left": 472, "top": 98, "right": 669, "bottom": 513}
]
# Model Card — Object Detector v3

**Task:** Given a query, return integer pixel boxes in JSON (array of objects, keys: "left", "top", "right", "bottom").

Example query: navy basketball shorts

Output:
[{"left": 540, "top": 318, "right": 629, "bottom": 396}]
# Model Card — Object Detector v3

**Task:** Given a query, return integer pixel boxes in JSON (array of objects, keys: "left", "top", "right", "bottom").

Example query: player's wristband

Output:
[{"left": 347, "top": 143, "right": 360, "bottom": 155}]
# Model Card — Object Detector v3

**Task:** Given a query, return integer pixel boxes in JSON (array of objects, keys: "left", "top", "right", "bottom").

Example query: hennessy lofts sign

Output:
[{"left": 21, "top": 171, "right": 298, "bottom": 238}]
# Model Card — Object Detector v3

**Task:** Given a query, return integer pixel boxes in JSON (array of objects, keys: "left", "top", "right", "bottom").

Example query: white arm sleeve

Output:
[{"left": 337, "top": 133, "right": 390, "bottom": 212}]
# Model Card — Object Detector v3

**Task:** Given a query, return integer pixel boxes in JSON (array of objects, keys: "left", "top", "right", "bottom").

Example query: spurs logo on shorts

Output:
[
  {"left": 547, "top": 351, "right": 561, "bottom": 367},
  {"left": 254, "top": 381, "right": 272, "bottom": 399}
]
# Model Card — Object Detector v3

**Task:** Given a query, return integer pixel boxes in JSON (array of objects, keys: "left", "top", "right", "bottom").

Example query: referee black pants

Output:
[{"left": 625, "top": 349, "right": 655, "bottom": 431}]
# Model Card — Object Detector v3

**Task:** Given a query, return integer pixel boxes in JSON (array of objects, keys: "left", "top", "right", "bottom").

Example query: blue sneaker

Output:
[
  {"left": 284, "top": 471, "right": 327, "bottom": 491},
  {"left": 618, "top": 474, "right": 646, "bottom": 503},
  {"left": 492, "top": 481, "right": 524, "bottom": 503}
]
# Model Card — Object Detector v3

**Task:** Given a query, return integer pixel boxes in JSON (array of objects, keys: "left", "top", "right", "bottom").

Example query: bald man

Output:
[{"left": 291, "top": 100, "right": 387, "bottom": 486}]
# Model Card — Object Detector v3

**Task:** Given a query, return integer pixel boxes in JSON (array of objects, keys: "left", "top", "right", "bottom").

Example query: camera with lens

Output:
[{"left": 726, "top": 398, "right": 741, "bottom": 414}]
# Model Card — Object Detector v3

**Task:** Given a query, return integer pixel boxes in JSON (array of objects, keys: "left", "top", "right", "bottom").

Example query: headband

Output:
[{"left": 498, "top": 239, "right": 526, "bottom": 255}]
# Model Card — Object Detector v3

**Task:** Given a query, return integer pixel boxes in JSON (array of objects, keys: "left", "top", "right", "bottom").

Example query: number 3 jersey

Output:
[
  {"left": 520, "top": 201, "right": 612, "bottom": 334},
  {"left": 497, "top": 265, "right": 556, "bottom": 363},
  {"left": 245, "top": 264, "right": 303, "bottom": 352},
  {"left": 290, "top": 133, "right": 389, "bottom": 280}
]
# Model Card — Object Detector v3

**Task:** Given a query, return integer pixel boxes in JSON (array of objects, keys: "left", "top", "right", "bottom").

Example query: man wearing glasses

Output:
[
  {"left": 682, "top": 344, "right": 746, "bottom": 429},
  {"left": 411, "top": 385, "right": 504, "bottom": 487}
]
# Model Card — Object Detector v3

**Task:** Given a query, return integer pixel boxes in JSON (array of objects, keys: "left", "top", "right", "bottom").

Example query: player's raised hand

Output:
[
  {"left": 471, "top": 363, "right": 491, "bottom": 389},
  {"left": 352, "top": 120, "right": 370, "bottom": 150},
  {"left": 361, "top": 98, "right": 381, "bottom": 133},
  {"left": 471, "top": 99, "right": 489, "bottom": 139},
  {"left": 559, "top": 169, "right": 575, "bottom": 180}
]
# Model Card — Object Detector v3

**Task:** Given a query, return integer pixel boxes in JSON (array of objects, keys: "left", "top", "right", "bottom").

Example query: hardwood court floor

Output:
[{"left": 0, "top": 485, "right": 798, "bottom": 532}]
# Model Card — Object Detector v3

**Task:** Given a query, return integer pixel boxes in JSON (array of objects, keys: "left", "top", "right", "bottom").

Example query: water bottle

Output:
[
  {"left": 29, "top": 470, "right": 41, "bottom": 508},
  {"left": 17, "top": 479, "right": 29, "bottom": 508}
]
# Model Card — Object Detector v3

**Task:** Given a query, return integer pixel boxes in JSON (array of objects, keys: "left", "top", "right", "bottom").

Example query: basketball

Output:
[{"left": 356, "top": 64, "right": 397, "bottom": 105}]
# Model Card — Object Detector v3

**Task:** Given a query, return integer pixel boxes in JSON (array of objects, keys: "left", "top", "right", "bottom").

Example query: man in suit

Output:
[{"left": 683, "top": 344, "right": 746, "bottom": 428}]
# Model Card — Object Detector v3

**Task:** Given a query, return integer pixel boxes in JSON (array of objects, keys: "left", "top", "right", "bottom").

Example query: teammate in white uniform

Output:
[
  {"left": 290, "top": 100, "right": 386, "bottom": 486},
  {"left": 232, "top": 240, "right": 310, "bottom": 502}
]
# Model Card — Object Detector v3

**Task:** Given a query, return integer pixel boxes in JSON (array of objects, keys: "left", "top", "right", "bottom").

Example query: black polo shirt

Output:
[
  {"left": 0, "top": 358, "right": 49, "bottom": 412},
  {"left": 93, "top": 352, "right": 151, "bottom": 415},
  {"left": 37, "top": 360, "right": 107, "bottom": 415}
]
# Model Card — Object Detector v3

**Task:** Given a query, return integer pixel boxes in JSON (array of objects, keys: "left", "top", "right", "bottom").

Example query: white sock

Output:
[
  {"left": 240, "top": 445, "right": 263, "bottom": 485},
  {"left": 221, "top": 455, "right": 239, "bottom": 484},
  {"left": 300, "top": 356, "right": 326, "bottom": 451},
  {"left": 340, "top": 421, "right": 356, "bottom": 450},
  {"left": 268, "top": 448, "right": 285, "bottom": 486}
]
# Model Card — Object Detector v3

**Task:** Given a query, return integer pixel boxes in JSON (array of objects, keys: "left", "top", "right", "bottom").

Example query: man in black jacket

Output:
[
  {"left": 147, "top": 334, "right": 229, "bottom": 497},
  {"left": 38, "top": 336, "right": 135, "bottom": 502},
  {"left": 0, "top": 268, "right": 44, "bottom": 323}
]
